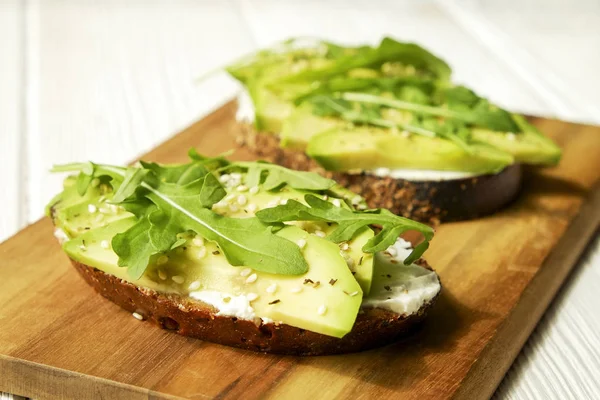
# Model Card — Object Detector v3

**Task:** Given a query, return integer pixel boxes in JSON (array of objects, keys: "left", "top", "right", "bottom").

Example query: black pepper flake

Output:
[
  {"left": 183, "top": 247, "right": 187, "bottom": 250},
  {"left": 384, "top": 285, "right": 391, "bottom": 291},
  {"left": 303, "top": 278, "right": 314, "bottom": 285},
  {"left": 84, "top": 227, "right": 90, "bottom": 230},
  {"left": 386, "top": 274, "right": 392, "bottom": 278},
  {"left": 268, "top": 299, "right": 281, "bottom": 305},
  {"left": 358, "top": 256, "right": 363, "bottom": 265},
  {"left": 351, "top": 272, "right": 356, "bottom": 275},
  {"left": 329, "top": 279, "right": 338, "bottom": 286},
  {"left": 391, "top": 260, "right": 398, "bottom": 264},
  {"left": 212, "top": 251, "right": 220, "bottom": 255},
  {"left": 313, "top": 281, "right": 321, "bottom": 288}
]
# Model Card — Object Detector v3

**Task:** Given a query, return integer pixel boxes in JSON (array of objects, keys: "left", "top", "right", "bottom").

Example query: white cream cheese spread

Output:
[
  {"left": 369, "top": 167, "right": 478, "bottom": 182},
  {"left": 188, "top": 237, "right": 440, "bottom": 322}
]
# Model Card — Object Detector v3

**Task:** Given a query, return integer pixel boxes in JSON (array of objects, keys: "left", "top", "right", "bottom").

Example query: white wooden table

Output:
[{"left": 1, "top": 1, "right": 599, "bottom": 398}]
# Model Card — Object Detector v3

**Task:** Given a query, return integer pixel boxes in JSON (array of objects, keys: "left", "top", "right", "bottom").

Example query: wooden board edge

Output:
[
  {"left": 0, "top": 354, "right": 183, "bottom": 400},
  {"left": 454, "top": 181, "right": 600, "bottom": 400}
]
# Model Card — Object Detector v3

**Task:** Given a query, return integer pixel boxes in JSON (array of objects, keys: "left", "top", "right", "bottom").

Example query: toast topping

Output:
[
  {"left": 48, "top": 153, "right": 435, "bottom": 338},
  {"left": 226, "top": 37, "right": 561, "bottom": 174}
]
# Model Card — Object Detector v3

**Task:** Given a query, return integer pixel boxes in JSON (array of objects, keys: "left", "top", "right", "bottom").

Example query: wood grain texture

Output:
[{"left": 0, "top": 103, "right": 599, "bottom": 400}]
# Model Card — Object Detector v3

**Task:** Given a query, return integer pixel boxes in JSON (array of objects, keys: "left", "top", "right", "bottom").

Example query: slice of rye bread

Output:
[
  {"left": 69, "top": 258, "right": 439, "bottom": 356},
  {"left": 236, "top": 125, "right": 523, "bottom": 224}
]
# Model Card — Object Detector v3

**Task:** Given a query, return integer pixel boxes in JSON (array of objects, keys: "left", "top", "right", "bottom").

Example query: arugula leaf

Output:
[
  {"left": 228, "top": 161, "right": 336, "bottom": 191},
  {"left": 256, "top": 194, "right": 434, "bottom": 265},
  {"left": 54, "top": 160, "right": 308, "bottom": 279}
]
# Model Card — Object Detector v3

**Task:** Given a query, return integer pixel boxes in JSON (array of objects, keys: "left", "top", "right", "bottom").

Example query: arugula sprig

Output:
[
  {"left": 51, "top": 158, "right": 308, "bottom": 279},
  {"left": 256, "top": 194, "right": 434, "bottom": 265}
]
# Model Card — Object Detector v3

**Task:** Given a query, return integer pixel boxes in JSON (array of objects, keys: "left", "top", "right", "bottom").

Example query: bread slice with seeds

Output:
[
  {"left": 237, "top": 125, "right": 523, "bottom": 225},
  {"left": 47, "top": 155, "right": 441, "bottom": 355},
  {"left": 70, "top": 257, "right": 439, "bottom": 356}
]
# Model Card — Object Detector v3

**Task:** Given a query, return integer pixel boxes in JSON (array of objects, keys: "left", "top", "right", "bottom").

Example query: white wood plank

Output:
[
  {"left": 445, "top": 0, "right": 600, "bottom": 124},
  {"left": 0, "top": 0, "right": 25, "bottom": 242},
  {"left": 495, "top": 236, "right": 600, "bottom": 399},
  {"left": 27, "top": 0, "right": 255, "bottom": 224}
]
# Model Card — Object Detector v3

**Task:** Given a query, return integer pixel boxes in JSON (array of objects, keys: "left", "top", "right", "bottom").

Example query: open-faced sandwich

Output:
[
  {"left": 47, "top": 151, "right": 440, "bottom": 355},
  {"left": 226, "top": 37, "right": 562, "bottom": 223}
]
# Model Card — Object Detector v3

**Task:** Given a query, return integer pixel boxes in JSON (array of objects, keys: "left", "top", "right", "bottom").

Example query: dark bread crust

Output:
[
  {"left": 237, "top": 126, "right": 523, "bottom": 224},
  {"left": 70, "top": 259, "right": 439, "bottom": 356}
]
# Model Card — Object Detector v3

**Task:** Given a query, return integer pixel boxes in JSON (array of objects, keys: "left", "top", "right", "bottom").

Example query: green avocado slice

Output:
[
  {"left": 280, "top": 104, "right": 345, "bottom": 150},
  {"left": 471, "top": 115, "right": 561, "bottom": 165},
  {"left": 64, "top": 219, "right": 363, "bottom": 338},
  {"left": 306, "top": 127, "right": 514, "bottom": 174}
]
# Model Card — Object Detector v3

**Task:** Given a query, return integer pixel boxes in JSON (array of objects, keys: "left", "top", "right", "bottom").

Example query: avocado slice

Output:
[
  {"left": 64, "top": 219, "right": 363, "bottom": 338},
  {"left": 306, "top": 127, "right": 514, "bottom": 174},
  {"left": 280, "top": 104, "right": 345, "bottom": 150},
  {"left": 471, "top": 115, "right": 561, "bottom": 165}
]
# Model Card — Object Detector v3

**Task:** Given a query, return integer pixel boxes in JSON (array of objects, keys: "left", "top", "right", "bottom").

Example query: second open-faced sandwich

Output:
[
  {"left": 47, "top": 151, "right": 440, "bottom": 355},
  {"left": 226, "top": 37, "right": 562, "bottom": 223}
]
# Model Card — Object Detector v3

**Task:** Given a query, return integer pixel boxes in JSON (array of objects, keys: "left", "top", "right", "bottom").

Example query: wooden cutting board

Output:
[{"left": 1, "top": 101, "right": 599, "bottom": 400}]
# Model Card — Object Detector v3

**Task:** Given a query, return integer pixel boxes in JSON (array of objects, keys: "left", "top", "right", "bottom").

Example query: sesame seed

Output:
[
  {"left": 349, "top": 291, "right": 359, "bottom": 297},
  {"left": 246, "top": 273, "right": 258, "bottom": 283},
  {"left": 229, "top": 204, "right": 239, "bottom": 213},
  {"left": 100, "top": 240, "right": 110, "bottom": 249},
  {"left": 91, "top": 178, "right": 100, "bottom": 187},
  {"left": 237, "top": 195, "right": 247, "bottom": 206},
  {"left": 507, "top": 132, "right": 517, "bottom": 141},
  {"left": 340, "top": 242, "right": 349, "bottom": 251},
  {"left": 249, "top": 186, "right": 259, "bottom": 195},
  {"left": 225, "top": 194, "right": 235, "bottom": 202},
  {"left": 247, "top": 203, "right": 257, "bottom": 213},
  {"left": 266, "top": 200, "right": 278, "bottom": 208},
  {"left": 87, "top": 204, "right": 97, "bottom": 213},
  {"left": 345, "top": 257, "right": 355, "bottom": 269},
  {"left": 192, "top": 237, "right": 204, "bottom": 247},
  {"left": 323, "top": 195, "right": 329, "bottom": 201},
  {"left": 158, "top": 270, "right": 167, "bottom": 280},
  {"left": 280, "top": 198, "right": 288, "bottom": 205},
  {"left": 219, "top": 174, "right": 231, "bottom": 183},
  {"left": 197, "top": 247, "right": 207, "bottom": 259},
  {"left": 317, "top": 305, "right": 327, "bottom": 315},
  {"left": 290, "top": 287, "right": 302, "bottom": 293},
  {"left": 132, "top": 312, "right": 144, "bottom": 321},
  {"left": 387, "top": 247, "right": 398, "bottom": 257},
  {"left": 332, "top": 199, "right": 341, "bottom": 207},
  {"left": 214, "top": 200, "right": 227, "bottom": 209},
  {"left": 247, "top": 293, "right": 259, "bottom": 302},
  {"left": 401, "top": 130, "right": 411, "bottom": 138},
  {"left": 95, "top": 214, "right": 104, "bottom": 222},
  {"left": 172, "top": 275, "right": 185, "bottom": 284},
  {"left": 230, "top": 172, "right": 242, "bottom": 180},
  {"left": 351, "top": 196, "right": 362, "bottom": 205},
  {"left": 315, "top": 230, "right": 326, "bottom": 238},
  {"left": 188, "top": 281, "right": 201, "bottom": 291},
  {"left": 266, "top": 283, "right": 278, "bottom": 294},
  {"left": 358, "top": 204, "right": 367, "bottom": 210},
  {"left": 237, "top": 185, "right": 248, "bottom": 192},
  {"left": 79, "top": 244, "right": 87, "bottom": 251},
  {"left": 296, "top": 239, "right": 307, "bottom": 249},
  {"left": 157, "top": 255, "right": 169, "bottom": 265},
  {"left": 240, "top": 268, "right": 252, "bottom": 277}
]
